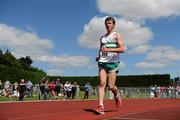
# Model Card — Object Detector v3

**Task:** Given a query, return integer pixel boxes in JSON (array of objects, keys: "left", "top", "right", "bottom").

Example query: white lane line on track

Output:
[
  {"left": 104, "top": 109, "right": 159, "bottom": 120},
  {"left": 111, "top": 118, "right": 158, "bottom": 120}
]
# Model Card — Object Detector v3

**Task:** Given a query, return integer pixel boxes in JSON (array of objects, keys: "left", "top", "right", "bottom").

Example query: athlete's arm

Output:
[{"left": 96, "top": 37, "right": 103, "bottom": 62}]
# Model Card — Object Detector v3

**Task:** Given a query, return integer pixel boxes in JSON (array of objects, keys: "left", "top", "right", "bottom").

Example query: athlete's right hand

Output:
[{"left": 96, "top": 56, "right": 100, "bottom": 62}]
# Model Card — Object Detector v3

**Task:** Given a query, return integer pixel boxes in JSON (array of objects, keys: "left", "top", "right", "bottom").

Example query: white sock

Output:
[{"left": 99, "top": 103, "right": 104, "bottom": 108}]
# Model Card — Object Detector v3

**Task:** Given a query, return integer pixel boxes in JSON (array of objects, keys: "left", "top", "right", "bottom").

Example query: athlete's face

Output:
[{"left": 105, "top": 20, "right": 115, "bottom": 32}]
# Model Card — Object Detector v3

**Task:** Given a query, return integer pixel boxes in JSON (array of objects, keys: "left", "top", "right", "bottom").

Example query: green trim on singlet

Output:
[{"left": 104, "top": 41, "right": 118, "bottom": 48}]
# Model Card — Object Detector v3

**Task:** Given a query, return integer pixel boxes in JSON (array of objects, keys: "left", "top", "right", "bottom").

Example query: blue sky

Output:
[{"left": 0, "top": 0, "right": 180, "bottom": 78}]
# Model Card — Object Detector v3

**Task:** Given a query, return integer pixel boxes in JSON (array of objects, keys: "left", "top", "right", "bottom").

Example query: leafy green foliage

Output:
[
  {"left": 0, "top": 48, "right": 172, "bottom": 86},
  {"left": 116, "top": 74, "right": 172, "bottom": 87},
  {"left": 0, "top": 48, "right": 47, "bottom": 83},
  {"left": 49, "top": 74, "right": 172, "bottom": 87},
  {"left": 19, "top": 56, "right": 32, "bottom": 70}
]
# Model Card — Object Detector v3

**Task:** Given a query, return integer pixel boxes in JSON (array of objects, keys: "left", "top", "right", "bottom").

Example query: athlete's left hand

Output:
[{"left": 101, "top": 47, "right": 108, "bottom": 52}]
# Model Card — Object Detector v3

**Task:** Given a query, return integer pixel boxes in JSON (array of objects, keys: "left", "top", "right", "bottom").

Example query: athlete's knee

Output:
[
  {"left": 108, "top": 84, "right": 114, "bottom": 89},
  {"left": 99, "top": 81, "right": 106, "bottom": 87},
  {"left": 108, "top": 85, "right": 116, "bottom": 91}
]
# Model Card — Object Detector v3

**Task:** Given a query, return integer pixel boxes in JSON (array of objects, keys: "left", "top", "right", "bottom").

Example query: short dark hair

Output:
[{"left": 105, "top": 16, "right": 116, "bottom": 25}]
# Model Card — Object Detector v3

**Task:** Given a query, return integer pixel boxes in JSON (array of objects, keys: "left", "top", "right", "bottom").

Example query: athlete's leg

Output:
[
  {"left": 108, "top": 71, "right": 118, "bottom": 94},
  {"left": 98, "top": 68, "right": 107, "bottom": 106},
  {"left": 108, "top": 71, "right": 122, "bottom": 107}
]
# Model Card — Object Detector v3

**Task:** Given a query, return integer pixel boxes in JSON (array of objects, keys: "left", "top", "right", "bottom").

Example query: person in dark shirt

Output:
[
  {"left": 71, "top": 82, "right": 77, "bottom": 99},
  {"left": 18, "top": 79, "right": 26, "bottom": 101}
]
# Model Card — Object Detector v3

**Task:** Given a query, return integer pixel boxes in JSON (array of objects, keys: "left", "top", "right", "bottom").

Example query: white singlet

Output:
[{"left": 99, "top": 32, "right": 120, "bottom": 63}]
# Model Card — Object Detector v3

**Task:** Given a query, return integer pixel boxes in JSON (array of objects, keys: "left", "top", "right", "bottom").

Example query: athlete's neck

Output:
[{"left": 106, "top": 30, "right": 114, "bottom": 36}]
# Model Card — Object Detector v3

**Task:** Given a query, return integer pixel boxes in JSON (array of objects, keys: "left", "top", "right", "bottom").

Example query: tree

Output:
[
  {"left": 0, "top": 49, "right": 3, "bottom": 55},
  {"left": 0, "top": 49, "right": 4, "bottom": 64},
  {"left": 0, "top": 49, "right": 47, "bottom": 83},
  {"left": 19, "top": 56, "right": 33, "bottom": 70}
]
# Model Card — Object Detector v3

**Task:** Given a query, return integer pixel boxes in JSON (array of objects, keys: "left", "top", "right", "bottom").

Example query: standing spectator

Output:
[
  {"left": 48, "top": 81, "right": 56, "bottom": 99},
  {"left": 154, "top": 85, "right": 158, "bottom": 98},
  {"left": 176, "top": 85, "right": 180, "bottom": 97},
  {"left": 0, "top": 80, "right": 3, "bottom": 96},
  {"left": 84, "top": 82, "right": 91, "bottom": 99},
  {"left": 44, "top": 80, "right": 50, "bottom": 100},
  {"left": 4, "top": 80, "right": 11, "bottom": 97},
  {"left": 63, "top": 81, "right": 68, "bottom": 99},
  {"left": 150, "top": 85, "right": 155, "bottom": 98},
  {"left": 18, "top": 79, "right": 26, "bottom": 101},
  {"left": 39, "top": 78, "right": 48, "bottom": 100},
  {"left": 26, "top": 80, "right": 33, "bottom": 97},
  {"left": 52, "top": 81, "right": 56, "bottom": 99},
  {"left": 168, "top": 85, "right": 173, "bottom": 98},
  {"left": 71, "top": 82, "right": 77, "bottom": 99},
  {"left": 59, "top": 83, "right": 64, "bottom": 97},
  {"left": 12, "top": 82, "right": 19, "bottom": 97},
  {"left": 92, "top": 87, "right": 97, "bottom": 96},
  {"left": 55, "top": 79, "right": 61, "bottom": 96},
  {"left": 4, "top": 80, "right": 11, "bottom": 90},
  {"left": 66, "top": 82, "right": 72, "bottom": 99},
  {"left": 76, "top": 85, "right": 80, "bottom": 99}
]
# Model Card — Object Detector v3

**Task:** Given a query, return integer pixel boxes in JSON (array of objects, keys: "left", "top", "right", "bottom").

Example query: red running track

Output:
[{"left": 0, "top": 99, "right": 180, "bottom": 120}]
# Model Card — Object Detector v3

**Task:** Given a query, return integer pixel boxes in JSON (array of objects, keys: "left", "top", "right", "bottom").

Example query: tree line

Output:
[
  {"left": 0, "top": 49, "right": 173, "bottom": 86},
  {"left": 49, "top": 74, "right": 172, "bottom": 87},
  {"left": 0, "top": 49, "right": 46, "bottom": 83}
]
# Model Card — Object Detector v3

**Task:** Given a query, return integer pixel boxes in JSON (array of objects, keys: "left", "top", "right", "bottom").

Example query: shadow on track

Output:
[{"left": 84, "top": 109, "right": 117, "bottom": 115}]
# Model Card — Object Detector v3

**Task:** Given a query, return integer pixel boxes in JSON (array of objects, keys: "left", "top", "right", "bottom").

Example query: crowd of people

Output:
[
  {"left": 39, "top": 78, "right": 82, "bottom": 100},
  {"left": 150, "top": 85, "right": 180, "bottom": 98},
  {"left": 0, "top": 79, "right": 33, "bottom": 101},
  {"left": 0, "top": 78, "right": 95, "bottom": 101},
  {"left": 0, "top": 79, "right": 180, "bottom": 101}
]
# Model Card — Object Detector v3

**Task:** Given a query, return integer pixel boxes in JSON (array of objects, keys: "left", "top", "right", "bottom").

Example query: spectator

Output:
[
  {"left": 84, "top": 82, "right": 91, "bottom": 99},
  {"left": 39, "top": 78, "right": 48, "bottom": 100},
  {"left": 55, "top": 79, "right": 61, "bottom": 96},
  {"left": 4, "top": 80, "right": 11, "bottom": 89},
  {"left": 26, "top": 80, "right": 33, "bottom": 97},
  {"left": 150, "top": 85, "right": 155, "bottom": 98},
  {"left": 63, "top": 81, "right": 68, "bottom": 99},
  {"left": 58, "top": 83, "right": 64, "bottom": 97},
  {"left": 71, "top": 82, "right": 77, "bottom": 99},
  {"left": 12, "top": 82, "right": 19, "bottom": 97},
  {"left": 0, "top": 80, "right": 3, "bottom": 96},
  {"left": 176, "top": 85, "right": 180, "bottom": 97},
  {"left": 48, "top": 81, "right": 56, "bottom": 99},
  {"left": 18, "top": 79, "right": 26, "bottom": 101},
  {"left": 4, "top": 80, "right": 11, "bottom": 97},
  {"left": 66, "top": 82, "right": 72, "bottom": 99},
  {"left": 76, "top": 85, "right": 80, "bottom": 99}
]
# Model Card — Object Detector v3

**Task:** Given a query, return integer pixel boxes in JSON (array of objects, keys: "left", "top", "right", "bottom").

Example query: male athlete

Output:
[{"left": 96, "top": 16, "right": 125, "bottom": 114}]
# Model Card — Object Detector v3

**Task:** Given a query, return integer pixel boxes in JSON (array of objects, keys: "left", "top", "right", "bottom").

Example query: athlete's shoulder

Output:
[
  {"left": 113, "top": 31, "right": 121, "bottom": 36},
  {"left": 112, "top": 32, "right": 120, "bottom": 39}
]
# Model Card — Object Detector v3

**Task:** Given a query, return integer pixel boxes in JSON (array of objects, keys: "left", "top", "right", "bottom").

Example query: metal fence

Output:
[{"left": 0, "top": 84, "right": 179, "bottom": 102}]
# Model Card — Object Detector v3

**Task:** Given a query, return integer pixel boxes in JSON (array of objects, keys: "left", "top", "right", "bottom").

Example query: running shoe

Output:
[
  {"left": 95, "top": 105, "right": 105, "bottom": 115},
  {"left": 114, "top": 92, "right": 122, "bottom": 107}
]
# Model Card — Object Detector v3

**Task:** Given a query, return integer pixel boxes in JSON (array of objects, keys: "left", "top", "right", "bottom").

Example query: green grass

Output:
[
  {"left": 0, "top": 91, "right": 111, "bottom": 102},
  {"left": 0, "top": 90, "right": 151, "bottom": 102}
]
